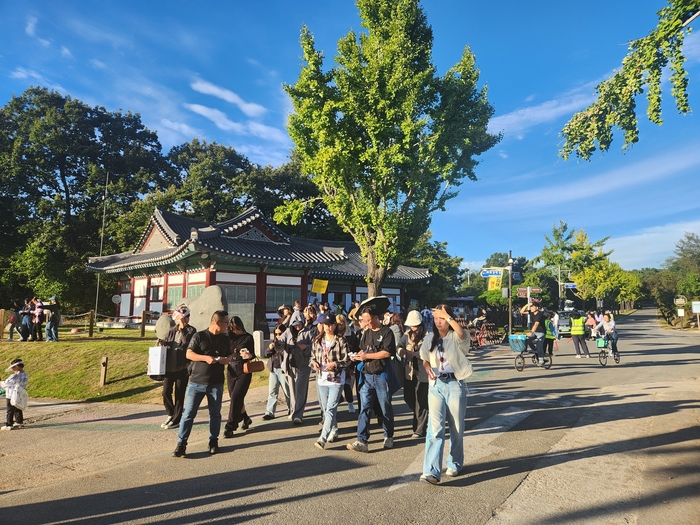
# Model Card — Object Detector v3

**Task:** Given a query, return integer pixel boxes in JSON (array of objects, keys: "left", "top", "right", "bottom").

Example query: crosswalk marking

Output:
[{"left": 388, "top": 406, "right": 533, "bottom": 491}]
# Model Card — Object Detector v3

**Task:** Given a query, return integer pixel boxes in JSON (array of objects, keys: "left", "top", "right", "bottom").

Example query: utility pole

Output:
[{"left": 508, "top": 250, "right": 513, "bottom": 335}]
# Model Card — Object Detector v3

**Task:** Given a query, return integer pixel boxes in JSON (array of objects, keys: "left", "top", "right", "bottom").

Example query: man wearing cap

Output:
[
  {"left": 347, "top": 304, "right": 397, "bottom": 452},
  {"left": 520, "top": 302, "right": 546, "bottom": 366},
  {"left": 158, "top": 306, "right": 197, "bottom": 429},
  {"left": 172, "top": 310, "right": 232, "bottom": 457}
]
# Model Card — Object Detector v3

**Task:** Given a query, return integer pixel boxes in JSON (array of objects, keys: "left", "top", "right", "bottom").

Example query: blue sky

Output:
[{"left": 2, "top": 1, "right": 699, "bottom": 272}]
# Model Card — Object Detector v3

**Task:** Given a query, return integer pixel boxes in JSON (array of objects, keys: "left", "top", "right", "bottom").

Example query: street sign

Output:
[
  {"left": 517, "top": 291, "right": 528, "bottom": 298},
  {"left": 674, "top": 296, "right": 687, "bottom": 305},
  {"left": 692, "top": 301, "right": 700, "bottom": 314},
  {"left": 480, "top": 269, "right": 502, "bottom": 278},
  {"left": 512, "top": 272, "right": 521, "bottom": 282},
  {"left": 565, "top": 283, "right": 577, "bottom": 289},
  {"left": 517, "top": 287, "right": 528, "bottom": 292},
  {"left": 678, "top": 308, "right": 685, "bottom": 317},
  {"left": 530, "top": 287, "right": 542, "bottom": 293}
]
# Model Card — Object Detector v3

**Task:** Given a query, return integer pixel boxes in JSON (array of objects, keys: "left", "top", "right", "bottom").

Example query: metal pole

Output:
[
  {"left": 94, "top": 171, "right": 110, "bottom": 319},
  {"left": 508, "top": 250, "right": 512, "bottom": 335}
]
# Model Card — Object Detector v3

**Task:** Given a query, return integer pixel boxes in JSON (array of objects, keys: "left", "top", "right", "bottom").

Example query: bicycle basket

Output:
[
  {"left": 509, "top": 334, "right": 527, "bottom": 353},
  {"left": 596, "top": 337, "right": 608, "bottom": 348}
]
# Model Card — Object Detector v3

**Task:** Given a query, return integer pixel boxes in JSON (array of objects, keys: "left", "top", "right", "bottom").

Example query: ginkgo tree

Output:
[
  {"left": 560, "top": 0, "right": 700, "bottom": 160},
  {"left": 572, "top": 260, "right": 642, "bottom": 311},
  {"left": 278, "top": 0, "right": 500, "bottom": 296}
]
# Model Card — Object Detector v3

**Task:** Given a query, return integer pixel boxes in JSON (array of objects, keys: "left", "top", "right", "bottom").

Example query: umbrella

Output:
[{"left": 359, "top": 295, "right": 391, "bottom": 316}]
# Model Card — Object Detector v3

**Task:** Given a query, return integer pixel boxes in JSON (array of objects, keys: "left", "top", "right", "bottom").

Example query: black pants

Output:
[
  {"left": 403, "top": 377, "right": 429, "bottom": 435},
  {"left": 6, "top": 399, "right": 23, "bottom": 426},
  {"left": 33, "top": 321, "right": 43, "bottom": 341},
  {"left": 162, "top": 368, "right": 189, "bottom": 424},
  {"left": 225, "top": 363, "right": 252, "bottom": 432},
  {"left": 543, "top": 338, "right": 554, "bottom": 355}
]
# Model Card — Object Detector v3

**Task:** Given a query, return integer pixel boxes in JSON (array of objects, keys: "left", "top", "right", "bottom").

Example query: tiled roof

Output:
[
  {"left": 306, "top": 240, "right": 430, "bottom": 282},
  {"left": 86, "top": 207, "right": 429, "bottom": 282},
  {"left": 218, "top": 207, "right": 290, "bottom": 243},
  {"left": 87, "top": 245, "right": 193, "bottom": 273}
]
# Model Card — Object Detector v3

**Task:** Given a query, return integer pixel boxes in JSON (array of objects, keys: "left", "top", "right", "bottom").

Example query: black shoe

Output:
[
  {"left": 223, "top": 429, "right": 234, "bottom": 439},
  {"left": 208, "top": 440, "right": 219, "bottom": 454},
  {"left": 241, "top": 414, "right": 252, "bottom": 430},
  {"left": 262, "top": 414, "right": 275, "bottom": 421},
  {"left": 172, "top": 443, "right": 186, "bottom": 458}
]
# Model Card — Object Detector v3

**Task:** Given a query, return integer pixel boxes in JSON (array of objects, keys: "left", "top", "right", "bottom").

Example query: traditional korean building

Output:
[{"left": 86, "top": 206, "right": 429, "bottom": 319}]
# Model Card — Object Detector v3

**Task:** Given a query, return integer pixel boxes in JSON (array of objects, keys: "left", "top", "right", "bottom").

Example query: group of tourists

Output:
[
  {"left": 160, "top": 300, "right": 472, "bottom": 486},
  {"left": 6, "top": 296, "right": 62, "bottom": 343}
]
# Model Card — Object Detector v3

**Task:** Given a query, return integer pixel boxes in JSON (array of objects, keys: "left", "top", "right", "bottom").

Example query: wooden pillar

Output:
[
  {"left": 88, "top": 310, "right": 95, "bottom": 338},
  {"left": 100, "top": 356, "right": 109, "bottom": 386},
  {"left": 256, "top": 267, "right": 267, "bottom": 307}
]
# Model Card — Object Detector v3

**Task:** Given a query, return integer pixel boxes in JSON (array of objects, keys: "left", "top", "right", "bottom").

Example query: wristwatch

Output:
[{"left": 447, "top": 317, "right": 454, "bottom": 322}]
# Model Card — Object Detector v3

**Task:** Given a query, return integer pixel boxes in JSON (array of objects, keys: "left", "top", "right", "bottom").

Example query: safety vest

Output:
[
  {"left": 571, "top": 317, "right": 585, "bottom": 336},
  {"left": 545, "top": 319, "right": 555, "bottom": 339}
]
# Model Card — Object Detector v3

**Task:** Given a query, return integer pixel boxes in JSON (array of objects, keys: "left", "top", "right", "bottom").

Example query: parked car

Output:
[{"left": 557, "top": 311, "right": 573, "bottom": 338}]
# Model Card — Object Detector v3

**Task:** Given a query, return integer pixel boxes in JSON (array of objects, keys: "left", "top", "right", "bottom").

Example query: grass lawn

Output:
[{"left": 0, "top": 326, "right": 270, "bottom": 403}]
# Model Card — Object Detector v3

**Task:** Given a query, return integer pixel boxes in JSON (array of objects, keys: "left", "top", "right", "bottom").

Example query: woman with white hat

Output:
[
  {"left": 397, "top": 310, "right": 429, "bottom": 438},
  {"left": 157, "top": 306, "right": 196, "bottom": 429}
]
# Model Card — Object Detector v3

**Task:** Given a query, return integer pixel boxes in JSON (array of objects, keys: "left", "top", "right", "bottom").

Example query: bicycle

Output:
[
  {"left": 596, "top": 336, "right": 620, "bottom": 367},
  {"left": 509, "top": 334, "right": 552, "bottom": 372}
]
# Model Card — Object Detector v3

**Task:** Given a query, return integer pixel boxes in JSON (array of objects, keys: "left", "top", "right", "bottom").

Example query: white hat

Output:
[
  {"left": 6, "top": 359, "right": 23, "bottom": 371},
  {"left": 405, "top": 310, "right": 422, "bottom": 327}
]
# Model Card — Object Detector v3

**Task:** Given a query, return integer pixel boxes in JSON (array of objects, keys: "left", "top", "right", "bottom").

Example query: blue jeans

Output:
[
  {"left": 357, "top": 373, "right": 394, "bottom": 444},
  {"left": 423, "top": 377, "right": 468, "bottom": 480},
  {"left": 45, "top": 321, "right": 58, "bottom": 342},
  {"left": 265, "top": 367, "right": 291, "bottom": 416},
  {"left": 526, "top": 332, "right": 545, "bottom": 360},
  {"left": 177, "top": 381, "right": 224, "bottom": 445},
  {"left": 317, "top": 381, "right": 342, "bottom": 442}
]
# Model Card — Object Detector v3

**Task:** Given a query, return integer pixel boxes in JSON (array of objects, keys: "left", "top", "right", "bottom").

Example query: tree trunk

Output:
[{"left": 365, "top": 250, "right": 387, "bottom": 298}]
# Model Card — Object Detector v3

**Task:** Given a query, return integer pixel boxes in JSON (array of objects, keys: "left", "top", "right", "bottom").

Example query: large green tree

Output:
[
  {"left": 239, "top": 153, "right": 348, "bottom": 240},
  {"left": 168, "top": 139, "right": 250, "bottom": 223},
  {"left": 279, "top": 0, "right": 500, "bottom": 295},
  {"left": 0, "top": 87, "right": 171, "bottom": 311},
  {"left": 561, "top": 0, "right": 700, "bottom": 160}
]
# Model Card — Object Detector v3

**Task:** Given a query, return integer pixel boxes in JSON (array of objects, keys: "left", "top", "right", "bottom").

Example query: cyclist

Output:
[
  {"left": 520, "top": 303, "right": 545, "bottom": 366},
  {"left": 595, "top": 313, "right": 619, "bottom": 356}
]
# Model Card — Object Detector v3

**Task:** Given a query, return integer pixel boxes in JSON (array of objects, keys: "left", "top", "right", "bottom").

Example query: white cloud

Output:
[
  {"left": 247, "top": 121, "right": 289, "bottom": 144},
  {"left": 608, "top": 220, "right": 700, "bottom": 270},
  {"left": 184, "top": 103, "right": 246, "bottom": 133},
  {"left": 498, "top": 150, "right": 508, "bottom": 159},
  {"left": 190, "top": 79, "right": 267, "bottom": 118},
  {"left": 458, "top": 146, "right": 700, "bottom": 217},
  {"left": 161, "top": 119, "right": 200, "bottom": 138},
  {"left": 488, "top": 84, "right": 597, "bottom": 137},
  {"left": 184, "top": 103, "right": 289, "bottom": 145},
  {"left": 61, "top": 46, "right": 73, "bottom": 58},
  {"left": 684, "top": 31, "right": 700, "bottom": 63},
  {"left": 9, "top": 67, "right": 65, "bottom": 92},
  {"left": 25, "top": 16, "right": 50, "bottom": 46},
  {"left": 90, "top": 59, "right": 107, "bottom": 69}
]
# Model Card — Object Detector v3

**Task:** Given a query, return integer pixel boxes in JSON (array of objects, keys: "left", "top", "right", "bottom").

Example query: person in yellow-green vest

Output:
[
  {"left": 543, "top": 311, "right": 557, "bottom": 357},
  {"left": 570, "top": 311, "right": 590, "bottom": 358}
]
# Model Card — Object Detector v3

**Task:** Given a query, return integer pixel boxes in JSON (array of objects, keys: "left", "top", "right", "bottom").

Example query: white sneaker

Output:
[
  {"left": 383, "top": 437, "right": 394, "bottom": 449},
  {"left": 575, "top": 355, "right": 581, "bottom": 359},
  {"left": 161, "top": 416, "right": 173, "bottom": 429},
  {"left": 445, "top": 467, "right": 461, "bottom": 477},
  {"left": 348, "top": 402, "right": 356, "bottom": 414},
  {"left": 585, "top": 354, "right": 591, "bottom": 358},
  {"left": 1, "top": 426, "right": 13, "bottom": 430}
]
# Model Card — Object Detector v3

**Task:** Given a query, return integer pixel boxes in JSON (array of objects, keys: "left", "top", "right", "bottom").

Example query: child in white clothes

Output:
[{"left": 2, "top": 358, "right": 28, "bottom": 430}]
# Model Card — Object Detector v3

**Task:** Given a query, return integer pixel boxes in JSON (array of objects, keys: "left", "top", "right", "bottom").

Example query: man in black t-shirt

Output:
[
  {"left": 173, "top": 310, "right": 232, "bottom": 458},
  {"left": 347, "top": 305, "right": 397, "bottom": 453},
  {"left": 520, "top": 303, "right": 545, "bottom": 366}
]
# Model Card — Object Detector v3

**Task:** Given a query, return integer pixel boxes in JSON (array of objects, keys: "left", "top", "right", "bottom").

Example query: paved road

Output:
[{"left": 1, "top": 309, "right": 698, "bottom": 524}]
